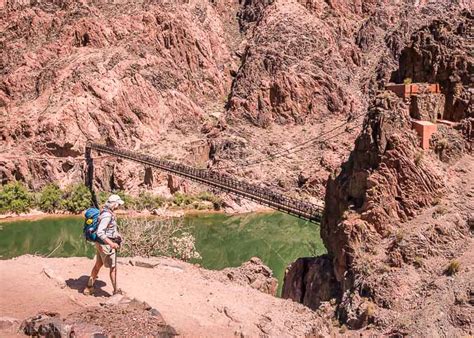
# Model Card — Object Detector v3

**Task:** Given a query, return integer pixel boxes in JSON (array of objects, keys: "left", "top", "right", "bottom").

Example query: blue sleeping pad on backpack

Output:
[{"left": 83, "top": 208, "right": 105, "bottom": 244}]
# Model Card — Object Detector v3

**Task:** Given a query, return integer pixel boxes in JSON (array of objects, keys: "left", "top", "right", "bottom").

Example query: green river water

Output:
[{"left": 0, "top": 212, "right": 325, "bottom": 295}]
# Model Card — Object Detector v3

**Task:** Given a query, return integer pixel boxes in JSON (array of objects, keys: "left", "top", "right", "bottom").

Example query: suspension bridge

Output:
[{"left": 85, "top": 142, "right": 323, "bottom": 223}]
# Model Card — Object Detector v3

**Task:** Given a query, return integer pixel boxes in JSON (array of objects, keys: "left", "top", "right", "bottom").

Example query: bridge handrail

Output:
[{"left": 86, "top": 143, "right": 322, "bottom": 222}]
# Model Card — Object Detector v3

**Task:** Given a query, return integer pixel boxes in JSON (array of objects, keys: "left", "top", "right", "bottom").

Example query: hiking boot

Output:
[
  {"left": 113, "top": 288, "right": 125, "bottom": 296},
  {"left": 83, "top": 286, "right": 94, "bottom": 296},
  {"left": 83, "top": 276, "right": 95, "bottom": 296}
]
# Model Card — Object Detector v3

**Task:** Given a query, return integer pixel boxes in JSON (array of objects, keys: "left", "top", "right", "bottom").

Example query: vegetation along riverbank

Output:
[{"left": 0, "top": 181, "right": 226, "bottom": 219}]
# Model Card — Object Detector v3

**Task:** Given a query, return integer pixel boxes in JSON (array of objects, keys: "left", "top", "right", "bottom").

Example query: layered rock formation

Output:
[
  {"left": 1, "top": 0, "right": 238, "bottom": 193},
  {"left": 283, "top": 11, "right": 473, "bottom": 335},
  {"left": 3, "top": 0, "right": 469, "bottom": 202}
]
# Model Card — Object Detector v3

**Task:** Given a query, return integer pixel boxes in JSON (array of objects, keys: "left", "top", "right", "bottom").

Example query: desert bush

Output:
[
  {"left": 445, "top": 260, "right": 460, "bottom": 276},
  {"left": 171, "top": 232, "right": 201, "bottom": 261},
  {"left": 395, "top": 230, "right": 406, "bottom": 243},
  {"left": 403, "top": 77, "right": 412, "bottom": 85},
  {"left": 97, "top": 191, "right": 108, "bottom": 206},
  {"left": 38, "top": 183, "right": 62, "bottom": 212},
  {"left": 118, "top": 217, "right": 201, "bottom": 261},
  {"left": 172, "top": 192, "right": 196, "bottom": 207},
  {"left": 172, "top": 192, "right": 223, "bottom": 210},
  {"left": 134, "top": 192, "right": 166, "bottom": 211},
  {"left": 433, "top": 205, "right": 449, "bottom": 218},
  {"left": 61, "top": 183, "right": 92, "bottom": 213},
  {"left": 0, "top": 181, "right": 32, "bottom": 214},
  {"left": 413, "top": 256, "right": 424, "bottom": 268},
  {"left": 116, "top": 191, "right": 135, "bottom": 209},
  {"left": 414, "top": 151, "right": 423, "bottom": 166},
  {"left": 197, "top": 192, "right": 224, "bottom": 210}
]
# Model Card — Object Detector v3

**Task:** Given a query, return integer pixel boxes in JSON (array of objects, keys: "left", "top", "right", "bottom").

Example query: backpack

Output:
[{"left": 83, "top": 208, "right": 105, "bottom": 244}]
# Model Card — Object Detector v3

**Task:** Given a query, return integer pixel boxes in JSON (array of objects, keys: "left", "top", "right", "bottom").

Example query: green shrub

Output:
[
  {"left": 97, "top": 191, "right": 109, "bottom": 206},
  {"left": 134, "top": 192, "right": 166, "bottom": 211},
  {"left": 61, "top": 183, "right": 92, "bottom": 213},
  {"left": 115, "top": 191, "right": 135, "bottom": 210},
  {"left": 414, "top": 151, "right": 423, "bottom": 166},
  {"left": 196, "top": 192, "right": 223, "bottom": 210},
  {"left": 0, "top": 181, "right": 32, "bottom": 214},
  {"left": 413, "top": 256, "right": 424, "bottom": 268},
  {"left": 38, "top": 184, "right": 63, "bottom": 212},
  {"left": 173, "top": 192, "right": 196, "bottom": 207}
]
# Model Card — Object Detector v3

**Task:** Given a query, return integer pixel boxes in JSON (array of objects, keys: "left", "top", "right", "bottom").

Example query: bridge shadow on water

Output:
[{"left": 66, "top": 275, "right": 111, "bottom": 297}]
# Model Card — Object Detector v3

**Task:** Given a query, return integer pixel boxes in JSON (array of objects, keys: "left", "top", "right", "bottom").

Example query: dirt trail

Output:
[{"left": 0, "top": 255, "right": 330, "bottom": 337}]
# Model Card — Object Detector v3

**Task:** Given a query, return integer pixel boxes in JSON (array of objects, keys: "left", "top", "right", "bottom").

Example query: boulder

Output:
[
  {"left": 282, "top": 256, "right": 339, "bottom": 310},
  {"left": 42, "top": 267, "right": 67, "bottom": 289},
  {"left": 222, "top": 257, "right": 278, "bottom": 296},
  {"left": 20, "top": 312, "right": 73, "bottom": 337}
]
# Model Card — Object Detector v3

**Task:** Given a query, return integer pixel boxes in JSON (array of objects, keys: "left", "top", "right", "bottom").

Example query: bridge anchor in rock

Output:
[{"left": 85, "top": 142, "right": 323, "bottom": 223}]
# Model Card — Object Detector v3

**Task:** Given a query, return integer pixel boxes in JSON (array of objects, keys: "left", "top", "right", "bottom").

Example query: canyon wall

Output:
[
  {"left": 3, "top": 0, "right": 468, "bottom": 202},
  {"left": 283, "top": 10, "right": 473, "bottom": 335}
]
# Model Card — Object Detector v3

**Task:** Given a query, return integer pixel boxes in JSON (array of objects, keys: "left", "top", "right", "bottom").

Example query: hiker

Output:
[{"left": 84, "top": 194, "right": 124, "bottom": 296}]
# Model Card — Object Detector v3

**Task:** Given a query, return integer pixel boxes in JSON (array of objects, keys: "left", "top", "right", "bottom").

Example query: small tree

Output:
[
  {"left": 61, "top": 183, "right": 92, "bottom": 213},
  {"left": 0, "top": 181, "right": 31, "bottom": 214},
  {"left": 38, "top": 183, "right": 63, "bottom": 212}
]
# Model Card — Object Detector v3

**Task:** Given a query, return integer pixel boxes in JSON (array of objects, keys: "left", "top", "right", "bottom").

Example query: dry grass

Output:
[
  {"left": 119, "top": 217, "right": 201, "bottom": 262},
  {"left": 366, "top": 301, "right": 376, "bottom": 317},
  {"left": 414, "top": 151, "right": 423, "bottom": 166},
  {"left": 435, "top": 205, "right": 449, "bottom": 216},
  {"left": 413, "top": 256, "right": 424, "bottom": 268},
  {"left": 445, "top": 260, "right": 460, "bottom": 276}
]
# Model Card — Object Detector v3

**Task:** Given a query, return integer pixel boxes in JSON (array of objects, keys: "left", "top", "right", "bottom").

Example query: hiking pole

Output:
[{"left": 114, "top": 248, "right": 118, "bottom": 294}]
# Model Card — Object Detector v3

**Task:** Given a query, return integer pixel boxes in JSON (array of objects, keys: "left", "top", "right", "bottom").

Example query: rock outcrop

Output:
[
  {"left": 3, "top": 0, "right": 470, "bottom": 202},
  {"left": 282, "top": 255, "right": 338, "bottom": 310},
  {"left": 390, "top": 12, "right": 473, "bottom": 122},
  {"left": 0, "top": 0, "right": 238, "bottom": 193},
  {"left": 324, "top": 92, "right": 445, "bottom": 280},
  {"left": 283, "top": 12, "right": 473, "bottom": 335},
  {"left": 220, "top": 257, "right": 279, "bottom": 295}
]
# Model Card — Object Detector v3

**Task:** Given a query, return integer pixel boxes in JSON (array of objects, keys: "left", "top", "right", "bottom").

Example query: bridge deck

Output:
[{"left": 86, "top": 143, "right": 322, "bottom": 223}]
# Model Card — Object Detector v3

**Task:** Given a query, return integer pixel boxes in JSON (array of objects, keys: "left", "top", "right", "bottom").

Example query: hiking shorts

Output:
[{"left": 95, "top": 243, "right": 116, "bottom": 268}]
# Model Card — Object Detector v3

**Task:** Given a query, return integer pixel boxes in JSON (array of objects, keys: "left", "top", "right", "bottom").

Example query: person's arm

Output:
[{"left": 97, "top": 213, "right": 119, "bottom": 249}]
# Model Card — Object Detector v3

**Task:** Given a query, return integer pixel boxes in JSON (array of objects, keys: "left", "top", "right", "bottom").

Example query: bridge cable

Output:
[{"left": 216, "top": 110, "right": 366, "bottom": 170}]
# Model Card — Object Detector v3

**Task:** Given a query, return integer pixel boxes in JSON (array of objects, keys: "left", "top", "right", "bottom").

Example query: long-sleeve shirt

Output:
[{"left": 96, "top": 208, "right": 119, "bottom": 242}]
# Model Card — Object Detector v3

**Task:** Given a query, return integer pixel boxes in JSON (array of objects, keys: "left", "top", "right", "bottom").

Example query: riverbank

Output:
[
  {"left": 0, "top": 212, "right": 324, "bottom": 296},
  {"left": 0, "top": 255, "right": 332, "bottom": 336},
  {"left": 0, "top": 206, "right": 276, "bottom": 223}
]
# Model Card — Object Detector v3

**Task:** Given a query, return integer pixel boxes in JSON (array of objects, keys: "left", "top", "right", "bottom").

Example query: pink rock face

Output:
[
  {"left": 283, "top": 11, "right": 472, "bottom": 333},
  {"left": 0, "top": 0, "right": 471, "bottom": 202},
  {"left": 0, "top": 1, "right": 237, "bottom": 191}
]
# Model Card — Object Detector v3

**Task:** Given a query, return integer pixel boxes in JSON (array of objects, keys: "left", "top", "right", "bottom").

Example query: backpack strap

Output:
[{"left": 98, "top": 208, "right": 114, "bottom": 225}]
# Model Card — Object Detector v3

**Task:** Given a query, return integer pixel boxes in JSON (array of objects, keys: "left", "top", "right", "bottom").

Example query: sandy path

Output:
[{"left": 0, "top": 255, "right": 329, "bottom": 337}]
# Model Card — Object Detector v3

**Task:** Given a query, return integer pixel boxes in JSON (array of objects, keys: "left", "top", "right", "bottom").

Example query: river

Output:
[{"left": 0, "top": 212, "right": 325, "bottom": 295}]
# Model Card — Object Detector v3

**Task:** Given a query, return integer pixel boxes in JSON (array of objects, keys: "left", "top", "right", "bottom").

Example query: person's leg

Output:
[
  {"left": 90, "top": 255, "right": 103, "bottom": 283},
  {"left": 84, "top": 252, "right": 103, "bottom": 294}
]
